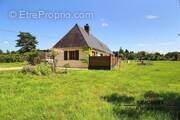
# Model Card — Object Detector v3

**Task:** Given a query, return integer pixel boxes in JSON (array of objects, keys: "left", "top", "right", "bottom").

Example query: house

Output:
[{"left": 52, "top": 24, "right": 113, "bottom": 68}]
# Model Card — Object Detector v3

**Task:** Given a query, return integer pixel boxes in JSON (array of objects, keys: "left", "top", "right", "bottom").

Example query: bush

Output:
[
  {"left": 22, "top": 65, "right": 35, "bottom": 74},
  {"left": 0, "top": 50, "right": 48, "bottom": 64},
  {"left": 25, "top": 51, "right": 42, "bottom": 65},
  {"left": 34, "top": 63, "right": 52, "bottom": 75},
  {"left": 0, "top": 54, "right": 27, "bottom": 63},
  {"left": 22, "top": 63, "right": 52, "bottom": 75}
]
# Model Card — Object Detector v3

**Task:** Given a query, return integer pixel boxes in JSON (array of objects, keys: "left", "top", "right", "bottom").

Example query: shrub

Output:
[
  {"left": 0, "top": 50, "right": 48, "bottom": 64},
  {"left": 22, "top": 65, "right": 35, "bottom": 74},
  {"left": 22, "top": 63, "right": 52, "bottom": 75},
  {"left": 0, "top": 54, "right": 27, "bottom": 63},
  {"left": 25, "top": 50, "right": 41, "bottom": 65},
  {"left": 34, "top": 63, "right": 52, "bottom": 75}
]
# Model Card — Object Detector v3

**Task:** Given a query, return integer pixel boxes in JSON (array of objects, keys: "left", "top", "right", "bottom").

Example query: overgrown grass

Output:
[
  {"left": 0, "top": 61, "right": 180, "bottom": 120},
  {"left": 0, "top": 62, "right": 27, "bottom": 68}
]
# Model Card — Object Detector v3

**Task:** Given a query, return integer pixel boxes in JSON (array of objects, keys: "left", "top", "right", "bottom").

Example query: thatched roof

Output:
[{"left": 53, "top": 24, "right": 112, "bottom": 54}]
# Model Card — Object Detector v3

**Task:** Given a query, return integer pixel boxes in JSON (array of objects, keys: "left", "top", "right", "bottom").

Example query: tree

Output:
[
  {"left": 165, "top": 52, "right": 180, "bottom": 61},
  {"left": 6, "top": 50, "right": 10, "bottom": 54},
  {"left": 0, "top": 49, "right": 3, "bottom": 54},
  {"left": 124, "top": 49, "right": 129, "bottom": 59},
  {"left": 25, "top": 49, "right": 41, "bottom": 65},
  {"left": 154, "top": 52, "right": 164, "bottom": 60},
  {"left": 128, "top": 51, "right": 136, "bottom": 60},
  {"left": 119, "top": 47, "right": 124, "bottom": 59},
  {"left": 113, "top": 51, "right": 119, "bottom": 57},
  {"left": 11, "top": 51, "right": 16, "bottom": 54},
  {"left": 16, "top": 32, "right": 38, "bottom": 53},
  {"left": 137, "top": 51, "right": 147, "bottom": 63}
]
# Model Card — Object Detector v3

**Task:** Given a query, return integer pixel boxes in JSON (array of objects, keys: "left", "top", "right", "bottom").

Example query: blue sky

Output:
[{"left": 0, "top": 0, "right": 180, "bottom": 53}]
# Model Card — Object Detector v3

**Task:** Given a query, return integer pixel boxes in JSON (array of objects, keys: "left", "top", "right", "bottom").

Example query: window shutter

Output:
[{"left": 64, "top": 51, "right": 67, "bottom": 60}]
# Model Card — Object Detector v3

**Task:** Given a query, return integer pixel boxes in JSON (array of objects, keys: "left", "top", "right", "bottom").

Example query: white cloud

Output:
[
  {"left": 100, "top": 18, "right": 109, "bottom": 27},
  {"left": 145, "top": 15, "right": 159, "bottom": 20},
  {"left": 101, "top": 22, "right": 109, "bottom": 27},
  {"left": 3, "top": 41, "right": 9, "bottom": 44}
]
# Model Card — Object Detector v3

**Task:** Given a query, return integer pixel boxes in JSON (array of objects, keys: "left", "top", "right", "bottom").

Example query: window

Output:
[
  {"left": 64, "top": 50, "right": 79, "bottom": 60},
  {"left": 69, "top": 50, "right": 79, "bottom": 60},
  {"left": 64, "top": 51, "right": 68, "bottom": 60}
]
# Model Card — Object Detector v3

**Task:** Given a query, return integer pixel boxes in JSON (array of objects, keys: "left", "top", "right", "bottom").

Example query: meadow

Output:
[
  {"left": 0, "top": 62, "right": 27, "bottom": 68},
  {"left": 0, "top": 61, "right": 180, "bottom": 120}
]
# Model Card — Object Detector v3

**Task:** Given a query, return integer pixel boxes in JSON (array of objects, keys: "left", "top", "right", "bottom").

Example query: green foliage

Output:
[
  {"left": 0, "top": 49, "right": 3, "bottom": 54},
  {"left": 81, "top": 48, "right": 92, "bottom": 64},
  {"left": 0, "top": 50, "right": 47, "bottom": 64},
  {"left": 0, "top": 50, "right": 48, "bottom": 65},
  {"left": 165, "top": 52, "right": 180, "bottom": 61},
  {"left": 80, "top": 58, "right": 89, "bottom": 64},
  {"left": 22, "top": 65, "right": 35, "bottom": 74},
  {"left": 22, "top": 63, "right": 52, "bottom": 75},
  {"left": 114, "top": 47, "right": 180, "bottom": 61},
  {"left": 16, "top": 32, "right": 38, "bottom": 53},
  {"left": 6, "top": 50, "right": 10, "bottom": 54},
  {"left": 25, "top": 50, "right": 47, "bottom": 65},
  {"left": 0, "top": 53, "right": 27, "bottom": 63},
  {"left": 25, "top": 50, "right": 41, "bottom": 65},
  {"left": 34, "top": 63, "right": 52, "bottom": 75},
  {"left": 119, "top": 47, "right": 124, "bottom": 55},
  {"left": 137, "top": 51, "right": 147, "bottom": 60}
]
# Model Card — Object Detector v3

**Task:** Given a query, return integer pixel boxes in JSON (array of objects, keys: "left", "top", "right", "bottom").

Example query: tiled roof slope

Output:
[{"left": 53, "top": 24, "right": 112, "bottom": 54}]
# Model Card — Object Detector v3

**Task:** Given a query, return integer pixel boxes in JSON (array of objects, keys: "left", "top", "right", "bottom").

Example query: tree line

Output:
[{"left": 113, "top": 48, "right": 180, "bottom": 61}]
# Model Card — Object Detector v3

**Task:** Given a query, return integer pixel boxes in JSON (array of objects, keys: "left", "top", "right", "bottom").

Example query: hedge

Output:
[{"left": 0, "top": 54, "right": 28, "bottom": 63}]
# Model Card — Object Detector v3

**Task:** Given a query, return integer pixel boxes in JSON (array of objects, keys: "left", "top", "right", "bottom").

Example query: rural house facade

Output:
[{"left": 53, "top": 24, "right": 116, "bottom": 69}]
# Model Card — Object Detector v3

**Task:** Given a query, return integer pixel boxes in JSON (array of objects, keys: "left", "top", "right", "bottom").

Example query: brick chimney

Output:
[{"left": 84, "top": 24, "right": 90, "bottom": 34}]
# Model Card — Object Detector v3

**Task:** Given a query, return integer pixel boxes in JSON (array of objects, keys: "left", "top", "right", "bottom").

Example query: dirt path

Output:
[{"left": 0, "top": 67, "right": 23, "bottom": 71}]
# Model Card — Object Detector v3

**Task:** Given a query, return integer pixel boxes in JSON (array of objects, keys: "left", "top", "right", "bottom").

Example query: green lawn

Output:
[
  {"left": 0, "top": 61, "right": 180, "bottom": 120},
  {"left": 0, "top": 62, "right": 27, "bottom": 68}
]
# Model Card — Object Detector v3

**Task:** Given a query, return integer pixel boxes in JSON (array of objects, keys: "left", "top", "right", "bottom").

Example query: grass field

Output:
[
  {"left": 0, "top": 61, "right": 180, "bottom": 120},
  {"left": 0, "top": 62, "right": 27, "bottom": 68}
]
